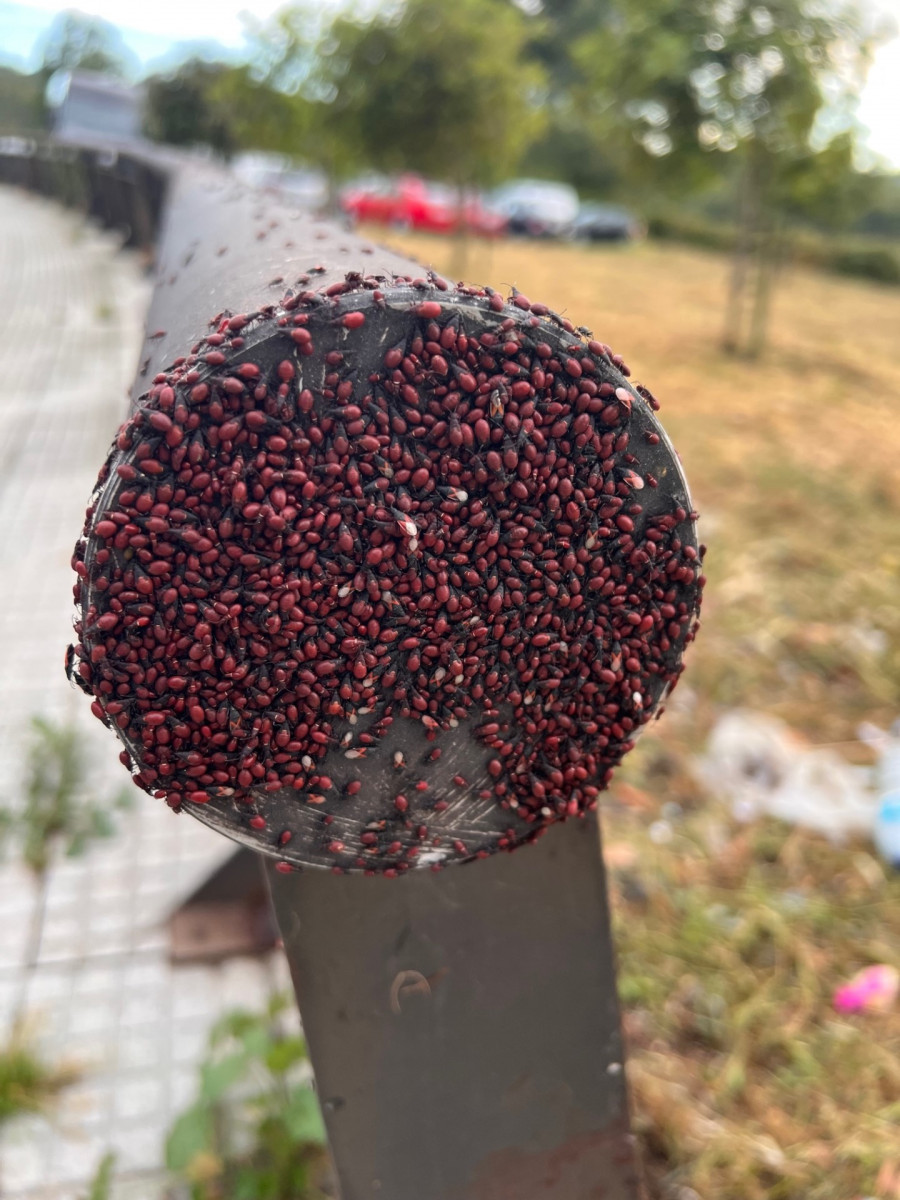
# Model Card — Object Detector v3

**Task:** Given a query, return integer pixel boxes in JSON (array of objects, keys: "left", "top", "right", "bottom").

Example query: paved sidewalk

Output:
[{"left": 0, "top": 185, "right": 290, "bottom": 1199}]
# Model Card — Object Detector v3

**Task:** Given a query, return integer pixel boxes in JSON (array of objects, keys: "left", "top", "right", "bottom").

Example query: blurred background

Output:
[{"left": 1, "top": 1, "right": 900, "bottom": 1198}]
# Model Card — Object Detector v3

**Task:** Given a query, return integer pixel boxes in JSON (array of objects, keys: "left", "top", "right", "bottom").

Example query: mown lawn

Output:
[{"left": 372, "top": 228, "right": 900, "bottom": 1199}]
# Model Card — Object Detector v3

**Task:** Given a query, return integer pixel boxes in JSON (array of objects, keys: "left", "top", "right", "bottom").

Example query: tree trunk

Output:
[
  {"left": 450, "top": 178, "right": 471, "bottom": 283},
  {"left": 722, "top": 154, "right": 759, "bottom": 355},
  {"left": 723, "top": 146, "right": 785, "bottom": 359},
  {"left": 747, "top": 212, "right": 781, "bottom": 359}
]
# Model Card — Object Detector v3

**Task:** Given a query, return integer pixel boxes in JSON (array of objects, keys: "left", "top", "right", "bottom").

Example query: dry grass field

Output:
[{"left": 374, "top": 229, "right": 900, "bottom": 1199}]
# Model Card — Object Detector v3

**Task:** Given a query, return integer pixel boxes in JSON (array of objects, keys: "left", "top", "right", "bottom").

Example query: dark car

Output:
[{"left": 572, "top": 203, "right": 643, "bottom": 243}]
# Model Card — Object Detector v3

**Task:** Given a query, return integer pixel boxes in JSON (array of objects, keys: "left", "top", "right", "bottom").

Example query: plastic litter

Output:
[
  {"left": 859, "top": 719, "right": 900, "bottom": 868},
  {"left": 833, "top": 964, "right": 899, "bottom": 1014},
  {"left": 699, "top": 710, "right": 877, "bottom": 842}
]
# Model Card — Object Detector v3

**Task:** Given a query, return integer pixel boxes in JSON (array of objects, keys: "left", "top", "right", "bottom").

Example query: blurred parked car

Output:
[
  {"left": 340, "top": 174, "right": 506, "bottom": 236},
  {"left": 340, "top": 172, "right": 396, "bottom": 225},
  {"left": 489, "top": 178, "right": 579, "bottom": 239},
  {"left": 573, "top": 203, "right": 644, "bottom": 243}
]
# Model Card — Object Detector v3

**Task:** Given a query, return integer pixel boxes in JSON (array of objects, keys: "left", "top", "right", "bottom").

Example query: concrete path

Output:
[{"left": 0, "top": 185, "right": 289, "bottom": 1199}]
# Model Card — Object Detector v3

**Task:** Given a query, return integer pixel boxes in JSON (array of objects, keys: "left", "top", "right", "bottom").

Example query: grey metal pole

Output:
[{"left": 267, "top": 813, "right": 639, "bottom": 1200}]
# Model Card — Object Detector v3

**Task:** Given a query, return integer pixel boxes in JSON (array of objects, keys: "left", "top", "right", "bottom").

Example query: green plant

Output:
[
  {"left": 0, "top": 1034, "right": 76, "bottom": 1125},
  {"left": 0, "top": 716, "right": 132, "bottom": 876},
  {"left": 82, "top": 1153, "right": 115, "bottom": 1200},
  {"left": 829, "top": 245, "right": 900, "bottom": 286},
  {"left": 166, "top": 993, "right": 329, "bottom": 1200},
  {"left": 646, "top": 208, "right": 900, "bottom": 289},
  {"left": 0, "top": 716, "right": 134, "bottom": 1029}
]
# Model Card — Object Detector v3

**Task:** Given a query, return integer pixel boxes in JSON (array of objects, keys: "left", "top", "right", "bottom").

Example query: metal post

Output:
[{"left": 268, "top": 812, "right": 639, "bottom": 1200}]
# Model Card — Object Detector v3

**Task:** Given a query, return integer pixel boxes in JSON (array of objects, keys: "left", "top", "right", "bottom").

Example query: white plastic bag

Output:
[{"left": 699, "top": 710, "right": 877, "bottom": 842}]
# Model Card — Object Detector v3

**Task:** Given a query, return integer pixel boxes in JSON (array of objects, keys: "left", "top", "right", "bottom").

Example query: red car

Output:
[{"left": 341, "top": 174, "right": 506, "bottom": 237}]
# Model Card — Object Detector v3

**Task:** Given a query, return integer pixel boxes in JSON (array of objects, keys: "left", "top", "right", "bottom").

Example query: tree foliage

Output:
[
  {"left": 0, "top": 66, "right": 46, "bottom": 135},
  {"left": 236, "top": 4, "right": 357, "bottom": 179},
  {"left": 581, "top": 0, "right": 877, "bottom": 353},
  {"left": 521, "top": 0, "right": 615, "bottom": 88},
  {"left": 145, "top": 61, "right": 235, "bottom": 155},
  {"left": 134, "top": 0, "right": 889, "bottom": 346},
  {"left": 313, "top": 0, "right": 546, "bottom": 186},
  {"left": 177, "top": 0, "right": 548, "bottom": 186},
  {"left": 582, "top": 0, "right": 867, "bottom": 182},
  {"left": 145, "top": 60, "right": 303, "bottom": 159},
  {"left": 776, "top": 131, "right": 874, "bottom": 230},
  {"left": 513, "top": 0, "right": 625, "bottom": 197}
]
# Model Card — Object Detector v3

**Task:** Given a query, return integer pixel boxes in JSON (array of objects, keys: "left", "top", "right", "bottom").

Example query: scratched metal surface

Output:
[{"left": 268, "top": 812, "right": 640, "bottom": 1200}]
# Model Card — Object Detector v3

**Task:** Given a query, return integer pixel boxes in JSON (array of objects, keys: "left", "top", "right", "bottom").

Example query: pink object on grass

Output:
[{"left": 833, "top": 964, "right": 899, "bottom": 1014}]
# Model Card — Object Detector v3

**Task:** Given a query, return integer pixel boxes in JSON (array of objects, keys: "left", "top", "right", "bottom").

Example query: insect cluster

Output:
[{"left": 69, "top": 273, "right": 703, "bottom": 873}]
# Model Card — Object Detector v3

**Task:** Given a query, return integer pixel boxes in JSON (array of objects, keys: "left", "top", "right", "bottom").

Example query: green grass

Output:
[
  {"left": 602, "top": 775, "right": 900, "bottom": 1199},
  {"left": 165, "top": 993, "right": 328, "bottom": 1200}
]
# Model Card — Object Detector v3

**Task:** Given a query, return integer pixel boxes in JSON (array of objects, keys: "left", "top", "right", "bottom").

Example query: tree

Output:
[
  {"left": 37, "top": 9, "right": 137, "bottom": 81},
  {"left": 776, "top": 131, "right": 873, "bottom": 232},
  {"left": 144, "top": 60, "right": 303, "bottom": 159},
  {"left": 145, "top": 61, "right": 236, "bottom": 156},
  {"left": 0, "top": 66, "right": 46, "bottom": 135},
  {"left": 313, "top": 0, "right": 546, "bottom": 189},
  {"left": 520, "top": 0, "right": 615, "bottom": 87},
  {"left": 206, "top": 67, "right": 306, "bottom": 157},
  {"left": 233, "top": 0, "right": 546, "bottom": 229},
  {"left": 512, "top": 0, "right": 625, "bottom": 197},
  {"left": 238, "top": 4, "right": 357, "bottom": 184},
  {"left": 583, "top": 0, "right": 878, "bottom": 356}
]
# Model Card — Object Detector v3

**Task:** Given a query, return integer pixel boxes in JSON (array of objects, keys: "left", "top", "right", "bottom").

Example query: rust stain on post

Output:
[{"left": 446, "top": 1121, "right": 640, "bottom": 1200}]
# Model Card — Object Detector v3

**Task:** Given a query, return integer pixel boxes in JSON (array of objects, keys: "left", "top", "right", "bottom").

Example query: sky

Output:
[
  {"left": 1, "top": 0, "right": 899, "bottom": 169},
  {"left": 0, "top": 0, "right": 282, "bottom": 70}
]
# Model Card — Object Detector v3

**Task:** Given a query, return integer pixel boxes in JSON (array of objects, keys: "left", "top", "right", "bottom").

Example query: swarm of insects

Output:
[{"left": 68, "top": 276, "right": 703, "bottom": 873}]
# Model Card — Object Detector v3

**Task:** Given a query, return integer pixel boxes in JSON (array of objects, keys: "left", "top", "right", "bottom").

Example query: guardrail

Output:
[
  {"left": 0, "top": 136, "right": 168, "bottom": 250},
  {"left": 4, "top": 135, "right": 703, "bottom": 1199}
]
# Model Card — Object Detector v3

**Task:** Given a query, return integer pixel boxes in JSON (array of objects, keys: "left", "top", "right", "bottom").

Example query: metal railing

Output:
[{"left": 6, "top": 134, "right": 703, "bottom": 1199}]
